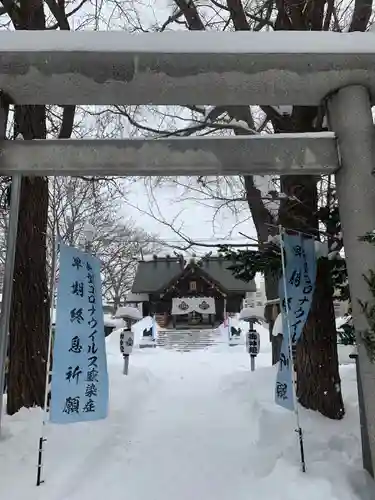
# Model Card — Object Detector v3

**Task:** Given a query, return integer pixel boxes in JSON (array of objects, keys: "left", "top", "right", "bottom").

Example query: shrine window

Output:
[{"left": 189, "top": 281, "right": 197, "bottom": 291}]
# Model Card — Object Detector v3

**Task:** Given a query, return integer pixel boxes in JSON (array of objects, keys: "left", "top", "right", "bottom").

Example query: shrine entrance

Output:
[
  {"left": 172, "top": 297, "right": 216, "bottom": 328},
  {"left": 1, "top": 29, "right": 375, "bottom": 475}
]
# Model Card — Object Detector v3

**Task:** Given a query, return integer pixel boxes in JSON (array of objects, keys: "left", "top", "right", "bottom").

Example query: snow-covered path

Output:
[
  {"left": 70, "top": 349, "right": 264, "bottom": 500},
  {"left": 1, "top": 331, "right": 373, "bottom": 500}
]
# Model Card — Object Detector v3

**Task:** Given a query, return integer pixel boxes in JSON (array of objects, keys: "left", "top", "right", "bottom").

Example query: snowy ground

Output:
[{"left": 0, "top": 330, "right": 373, "bottom": 500}]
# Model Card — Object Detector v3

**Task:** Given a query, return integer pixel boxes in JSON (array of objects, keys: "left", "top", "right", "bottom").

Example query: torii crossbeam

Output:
[
  {"left": 0, "top": 134, "right": 338, "bottom": 176},
  {"left": 0, "top": 30, "right": 374, "bottom": 105}
]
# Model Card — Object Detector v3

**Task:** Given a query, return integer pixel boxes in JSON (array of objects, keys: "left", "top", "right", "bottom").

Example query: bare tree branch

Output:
[
  {"left": 44, "top": 0, "right": 70, "bottom": 29},
  {"left": 47, "top": 0, "right": 88, "bottom": 29},
  {"left": 226, "top": 0, "right": 250, "bottom": 30},
  {"left": 349, "top": 0, "right": 373, "bottom": 30},
  {"left": 173, "top": 0, "right": 205, "bottom": 30},
  {"left": 0, "top": 0, "right": 21, "bottom": 26}
]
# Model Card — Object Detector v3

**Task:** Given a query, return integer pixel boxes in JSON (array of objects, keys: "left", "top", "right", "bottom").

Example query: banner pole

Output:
[
  {"left": 36, "top": 236, "right": 59, "bottom": 486},
  {"left": 278, "top": 225, "right": 306, "bottom": 473}
]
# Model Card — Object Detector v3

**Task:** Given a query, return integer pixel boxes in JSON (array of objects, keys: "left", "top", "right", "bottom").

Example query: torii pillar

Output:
[{"left": 328, "top": 85, "right": 375, "bottom": 476}]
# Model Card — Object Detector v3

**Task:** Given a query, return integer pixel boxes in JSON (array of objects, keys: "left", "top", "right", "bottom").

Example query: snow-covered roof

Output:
[
  {"left": 132, "top": 254, "right": 257, "bottom": 294},
  {"left": 239, "top": 307, "right": 265, "bottom": 321},
  {"left": 115, "top": 306, "right": 142, "bottom": 320},
  {"left": 1, "top": 31, "right": 375, "bottom": 105},
  {"left": 103, "top": 314, "right": 123, "bottom": 328}
]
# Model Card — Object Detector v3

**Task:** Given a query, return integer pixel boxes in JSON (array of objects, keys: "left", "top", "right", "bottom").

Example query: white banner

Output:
[
  {"left": 50, "top": 243, "right": 108, "bottom": 424},
  {"left": 172, "top": 297, "right": 216, "bottom": 315}
]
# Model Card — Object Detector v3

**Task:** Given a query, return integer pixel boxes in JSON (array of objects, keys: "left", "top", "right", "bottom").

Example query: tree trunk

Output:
[
  {"left": 296, "top": 257, "right": 344, "bottom": 419},
  {"left": 279, "top": 170, "right": 344, "bottom": 420},
  {"left": 7, "top": 0, "right": 49, "bottom": 415},
  {"left": 8, "top": 177, "right": 49, "bottom": 414},
  {"left": 113, "top": 295, "right": 121, "bottom": 313}
]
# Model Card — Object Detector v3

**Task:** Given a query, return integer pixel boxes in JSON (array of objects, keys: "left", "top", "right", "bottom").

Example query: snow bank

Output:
[
  {"left": 105, "top": 326, "right": 124, "bottom": 358},
  {"left": 134, "top": 316, "right": 158, "bottom": 346},
  {"left": 219, "top": 364, "right": 371, "bottom": 500},
  {"left": 217, "top": 316, "right": 270, "bottom": 348},
  {"left": 338, "top": 344, "right": 356, "bottom": 366}
]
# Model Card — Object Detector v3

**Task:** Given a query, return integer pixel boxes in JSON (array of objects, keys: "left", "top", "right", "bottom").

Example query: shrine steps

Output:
[{"left": 156, "top": 329, "right": 222, "bottom": 352}]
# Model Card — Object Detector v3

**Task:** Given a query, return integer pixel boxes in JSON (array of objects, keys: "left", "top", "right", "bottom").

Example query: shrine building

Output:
[{"left": 130, "top": 255, "right": 256, "bottom": 328}]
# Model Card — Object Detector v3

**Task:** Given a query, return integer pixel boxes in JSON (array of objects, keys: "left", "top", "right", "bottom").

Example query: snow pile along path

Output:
[{"left": 0, "top": 337, "right": 373, "bottom": 500}]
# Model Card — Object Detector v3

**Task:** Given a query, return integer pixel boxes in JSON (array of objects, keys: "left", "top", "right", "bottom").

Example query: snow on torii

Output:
[{"left": 0, "top": 30, "right": 375, "bottom": 105}]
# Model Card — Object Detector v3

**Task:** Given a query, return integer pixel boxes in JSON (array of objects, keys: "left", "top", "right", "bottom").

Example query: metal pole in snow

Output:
[
  {"left": 250, "top": 355, "right": 255, "bottom": 372},
  {"left": 279, "top": 225, "right": 306, "bottom": 473},
  {"left": 36, "top": 235, "right": 59, "bottom": 486},
  {"left": 123, "top": 354, "right": 129, "bottom": 375}
]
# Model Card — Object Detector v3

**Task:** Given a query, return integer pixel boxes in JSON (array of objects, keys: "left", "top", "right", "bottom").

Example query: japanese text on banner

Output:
[
  {"left": 50, "top": 243, "right": 109, "bottom": 424},
  {"left": 275, "top": 233, "right": 317, "bottom": 411}
]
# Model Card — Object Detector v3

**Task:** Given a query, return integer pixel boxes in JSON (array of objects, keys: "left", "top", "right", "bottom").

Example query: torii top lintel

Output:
[{"left": 1, "top": 30, "right": 375, "bottom": 106}]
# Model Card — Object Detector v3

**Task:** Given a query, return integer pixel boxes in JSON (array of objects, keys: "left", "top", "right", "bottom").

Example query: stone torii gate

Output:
[{"left": 1, "top": 29, "right": 375, "bottom": 475}]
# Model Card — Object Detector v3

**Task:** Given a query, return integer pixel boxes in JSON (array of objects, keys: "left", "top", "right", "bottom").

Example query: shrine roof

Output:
[
  {"left": 196, "top": 257, "right": 256, "bottom": 293},
  {"left": 132, "top": 257, "right": 184, "bottom": 294},
  {"left": 131, "top": 256, "right": 256, "bottom": 294}
]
